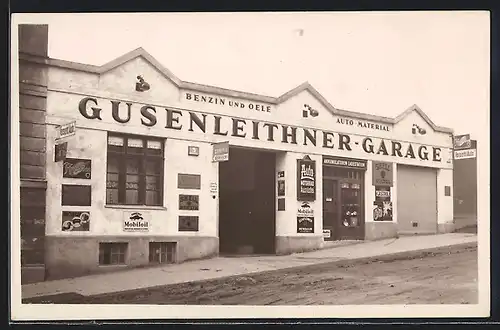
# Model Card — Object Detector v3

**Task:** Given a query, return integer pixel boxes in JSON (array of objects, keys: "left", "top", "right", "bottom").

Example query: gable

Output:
[{"left": 98, "top": 56, "right": 180, "bottom": 103}]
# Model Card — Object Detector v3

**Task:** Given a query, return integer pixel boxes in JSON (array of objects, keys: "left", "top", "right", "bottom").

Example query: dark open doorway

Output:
[{"left": 219, "top": 147, "right": 276, "bottom": 255}]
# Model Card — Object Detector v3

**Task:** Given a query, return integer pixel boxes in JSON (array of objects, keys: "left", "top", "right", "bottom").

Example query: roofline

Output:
[{"left": 46, "top": 47, "right": 453, "bottom": 134}]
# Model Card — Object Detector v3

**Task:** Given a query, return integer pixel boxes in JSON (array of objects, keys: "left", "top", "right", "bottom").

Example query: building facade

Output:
[
  {"left": 453, "top": 136, "right": 478, "bottom": 230},
  {"left": 18, "top": 24, "right": 49, "bottom": 284},
  {"left": 43, "top": 48, "right": 455, "bottom": 280}
]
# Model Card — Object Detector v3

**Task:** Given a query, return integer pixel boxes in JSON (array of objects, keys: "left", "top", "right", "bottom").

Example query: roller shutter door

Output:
[{"left": 397, "top": 165, "right": 438, "bottom": 234}]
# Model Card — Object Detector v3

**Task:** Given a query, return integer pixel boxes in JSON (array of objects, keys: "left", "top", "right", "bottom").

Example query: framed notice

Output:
[
  {"left": 179, "top": 195, "right": 199, "bottom": 211},
  {"left": 372, "top": 161, "right": 393, "bottom": 187},
  {"left": 297, "top": 158, "right": 316, "bottom": 201},
  {"left": 61, "top": 211, "right": 90, "bottom": 232},
  {"left": 277, "top": 180, "right": 285, "bottom": 197},
  {"left": 297, "top": 202, "right": 315, "bottom": 233},
  {"left": 178, "top": 174, "right": 201, "bottom": 189},
  {"left": 179, "top": 216, "right": 199, "bottom": 231},
  {"left": 375, "top": 186, "right": 391, "bottom": 202},
  {"left": 61, "top": 184, "right": 91, "bottom": 206},
  {"left": 63, "top": 158, "right": 92, "bottom": 179}
]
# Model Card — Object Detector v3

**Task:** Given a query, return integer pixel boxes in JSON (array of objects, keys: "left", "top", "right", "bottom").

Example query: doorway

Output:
[
  {"left": 218, "top": 147, "right": 276, "bottom": 255},
  {"left": 322, "top": 167, "right": 365, "bottom": 240}
]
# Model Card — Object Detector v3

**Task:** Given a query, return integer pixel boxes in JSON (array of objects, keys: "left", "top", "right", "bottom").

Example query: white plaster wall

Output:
[
  {"left": 275, "top": 151, "right": 323, "bottom": 237},
  {"left": 45, "top": 126, "right": 217, "bottom": 237},
  {"left": 48, "top": 67, "right": 99, "bottom": 91},
  {"left": 99, "top": 57, "right": 181, "bottom": 104},
  {"left": 437, "top": 168, "right": 454, "bottom": 225}
]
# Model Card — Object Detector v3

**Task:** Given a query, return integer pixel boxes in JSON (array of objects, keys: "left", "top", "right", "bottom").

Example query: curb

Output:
[{"left": 22, "top": 240, "right": 477, "bottom": 303}]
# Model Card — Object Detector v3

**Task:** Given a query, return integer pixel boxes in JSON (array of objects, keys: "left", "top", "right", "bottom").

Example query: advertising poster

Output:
[
  {"left": 297, "top": 158, "right": 316, "bottom": 201},
  {"left": 297, "top": 202, "right": 315, "bottom": 233},
  {"left": 372, "top": 161, "right": 393, "bottom": 187},
  {"left": 277, "top": 180, "right": 285, "bottom": 196},
  {"left": 373, "top": 201, "right": 393, "bottom": 221},
  {"left": 123, "top": 211, "right": 150, "bottom": 232},
  {"left": 61, "top": 211, "right": 90, "bottom": 232},
  {"left": 63, "top": 158, "right": 92, "bottom": 179}
]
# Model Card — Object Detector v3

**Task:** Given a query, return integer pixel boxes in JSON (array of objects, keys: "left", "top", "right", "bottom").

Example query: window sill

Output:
[
  {"left": 98, "top": 264, "right": 128, "bottom": 268},
  {"left": 105, "top": 204, "right": 167, "bottom": 210}
]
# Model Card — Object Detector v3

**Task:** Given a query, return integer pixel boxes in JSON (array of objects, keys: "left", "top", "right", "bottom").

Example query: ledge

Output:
[
  {"left": 20, "top": 179, "right": 47, "bottom": 189},
  {"left": 104, "top": 204, "right": 167, "bottom": 211}
]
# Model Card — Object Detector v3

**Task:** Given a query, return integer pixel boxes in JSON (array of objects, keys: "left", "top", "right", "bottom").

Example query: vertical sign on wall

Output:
[
  {"left": 372, "top": 161, "right": 393, "bottom": 187},
  {"left": 297, "top": 156, "right": 316, "bottom": 201},
  {"left": 297, "top": 202, "right": 315, "bottom": 233}
]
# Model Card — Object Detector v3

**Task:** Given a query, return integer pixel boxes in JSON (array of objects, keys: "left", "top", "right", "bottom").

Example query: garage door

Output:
[{"left": 397, "top": 165, "right": 438, "bottom": 234}]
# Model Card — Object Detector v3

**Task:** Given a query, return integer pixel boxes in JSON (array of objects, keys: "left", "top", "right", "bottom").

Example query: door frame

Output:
[{"left": 322, "top": 173, "right": 365, "bottom": 241}]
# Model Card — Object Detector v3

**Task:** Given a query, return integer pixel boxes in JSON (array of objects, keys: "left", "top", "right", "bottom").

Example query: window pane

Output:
[
  {"left": 126, "top": 190, "right": 139, "bottom": 204},
  {"left": 126, "top": 159, "right": 140, "bottom": 174},
  {"left": 146, "top": 176, "right": 158, "bottom": 190},
  {"left": 146, "top": 190, "right": 159, "bottom": 205},
  {"left": 145, "top": 161, "right": 161, "bottom": 176},
  {"left": 127, "top": 138, "right": 143, "bottom": 154},
  {"left": 108, "top": 136, "right": 124, "bottom": 146},
  {"left": 107, "top": 157, "right": 120, "bottom": 173},
  {"left": 147, "top": 140, "right": 162, "bottom": 149},
  {"left": 106, "top": 189, "right": 119, "bottom": 204},
  {"left": 107, "top": 173, "right": 119, "bottom": 182}
]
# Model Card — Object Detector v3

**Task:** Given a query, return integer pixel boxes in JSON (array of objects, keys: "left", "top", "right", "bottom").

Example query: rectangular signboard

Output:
[
  {"left": 372, "top": 161, "right": 393, "bottom": 187},
  {"left": 297, "top": 158, "right": 316, "bottom": 201},
  {"left": 123, "top": 211, "right": 150, "bottom": 232},
  {"left": 58, "top": 121, "right": 76, "bottom": 140},
  {"left": 454, "top": 149, "right": 477, "bottom": 160},
  {"left": 454, "top": 134, "right": 471, "bottom": 150},
  {"left": 63, "top": 158, "right": 92, "bottom": 179},
  {"left": 212, "top": 142, "right": 229, "bottom": 162}
]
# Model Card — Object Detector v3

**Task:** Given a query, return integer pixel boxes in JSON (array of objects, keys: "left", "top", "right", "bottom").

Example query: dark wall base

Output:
[
  {"left": 45, "top": 236, "right": 218, "bottom": 280},
  {"left": 21, "top": 266, "right": 46, "bottom": 284},
  {"left": 275, "top": 236, "right": 323, "bottom": 255},
  {"left": 365, "top": 222, "right": 398, "bottom": 240}
]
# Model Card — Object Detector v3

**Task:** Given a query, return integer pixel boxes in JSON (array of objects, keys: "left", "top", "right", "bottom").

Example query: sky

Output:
[{"left": 23, "top": 12, "right": 491, "bottom": 142}]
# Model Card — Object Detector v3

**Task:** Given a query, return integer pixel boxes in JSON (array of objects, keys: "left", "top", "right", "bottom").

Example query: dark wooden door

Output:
[
  {"left": 322, "top": 179, "right": 339, "bottom": 241},
  {"left": 337, "top": 180, "right": 364, "bottom": 240}
]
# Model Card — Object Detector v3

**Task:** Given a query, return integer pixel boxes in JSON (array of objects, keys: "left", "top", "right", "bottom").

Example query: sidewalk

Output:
[{"left": 21, "top": 232, "right": 477, "bottom": 300}]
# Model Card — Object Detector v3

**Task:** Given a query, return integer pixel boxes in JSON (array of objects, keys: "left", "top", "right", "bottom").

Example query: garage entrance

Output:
[
  {"left": 397, "top": 165, "right": 438, "bottom": 234},
  {"left": 218, "top": 147, "right": 276, "bottom": 255}
]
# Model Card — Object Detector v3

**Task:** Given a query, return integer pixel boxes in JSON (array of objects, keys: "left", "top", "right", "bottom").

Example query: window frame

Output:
[
  {"left": 148, "top": 242, "right": 176, "bottom": 264},
  {"left": 98, "top": 242, "right": 128, "bottom": 265},
  {"left": 106, "top": 133, "right": 165, "bottom": 206}
]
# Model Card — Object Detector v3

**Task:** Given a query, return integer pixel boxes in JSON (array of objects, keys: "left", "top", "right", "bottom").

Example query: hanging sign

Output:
[
  {"left": 297, "top": 157, "right": 316, "bottom": 201},
  {"left": 453, "top": 134, "right": 471, "bottom": 150},
  {"left": 372, "top": 161, "right": 393, "bottom": 187},
  {"left": 454, "top": 148, "right": 477, "bottom": 160},
  {"left": 212, "top": 141, "right": 229, "bottom": 162},
  {"left": 297, "top": 202, "right": 315, "bottom": 233},
  {"left": 123, "top": 211, "right": 150, "bottom": 232},
  {"left": 54, "top": 141, "right": 68, "bottom": 162},
  {"left": 57, "top": 121, "right": 76, "bottom": 140}
]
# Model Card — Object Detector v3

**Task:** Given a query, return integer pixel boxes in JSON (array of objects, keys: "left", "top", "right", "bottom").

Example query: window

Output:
[
  {"left": 99, "top": 243, "right": 127, "bottom": 265},
  {"left": 106, "top": 134, "right": 164, "bottom": 206},
  {"left": 149, "top": 242, "right": 176, "bottom": 264}
]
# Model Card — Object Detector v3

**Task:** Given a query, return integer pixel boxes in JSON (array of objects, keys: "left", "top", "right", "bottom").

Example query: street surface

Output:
[{"left": 24, "top": 243, "right": 477, "bottom": 305}]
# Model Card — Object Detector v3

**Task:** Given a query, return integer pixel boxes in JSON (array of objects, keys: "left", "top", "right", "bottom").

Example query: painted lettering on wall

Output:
[
  {"left": 185, "top": 92, "right": 272, "bottom": 113},
  {"left": 337, "top": 117, "right": 391, "bottom": 132},
  {"left": 77, "top": 97, "right": 445, "bottom": 163}
]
